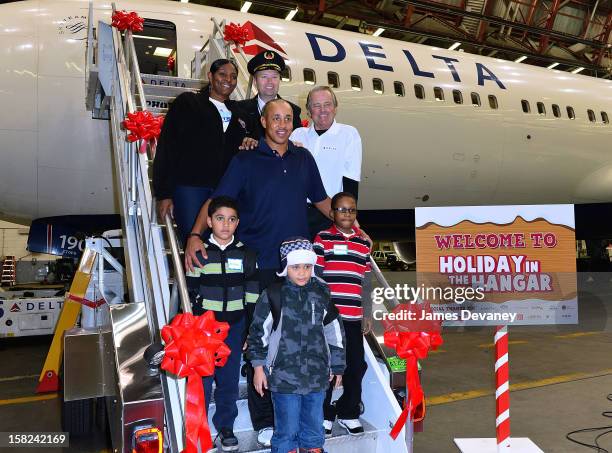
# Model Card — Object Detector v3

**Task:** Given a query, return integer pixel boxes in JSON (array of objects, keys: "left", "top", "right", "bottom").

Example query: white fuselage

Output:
[{"left": 1, "top": 0, "right": 612, "bottom": 222}]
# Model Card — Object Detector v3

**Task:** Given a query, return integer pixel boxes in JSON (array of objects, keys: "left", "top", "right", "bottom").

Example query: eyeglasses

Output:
[{"left": 333, "top": 207, "right": 357, "bottom": 214}]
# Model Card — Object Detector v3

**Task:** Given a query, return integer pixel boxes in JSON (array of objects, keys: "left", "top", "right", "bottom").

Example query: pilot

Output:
[
  {"left": 290, "top": 86, "right": 363, "bottom": 238},
  {"left": 238, "top": 50, "right": 302, "bottom": 140}
]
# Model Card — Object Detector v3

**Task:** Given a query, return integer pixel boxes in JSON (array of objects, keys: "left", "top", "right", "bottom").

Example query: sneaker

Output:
[
  {"left": 338, "top": 418, "right": 364, "bottom": 435},
  {"left": 323, "top": 420, "right": 333, "bottom": 438},
  {"left": 257, "top": 427, "right": 273, "bottom": 447},
  {"left": 215, "top": 427, "right": 239, "bottom": 451}
]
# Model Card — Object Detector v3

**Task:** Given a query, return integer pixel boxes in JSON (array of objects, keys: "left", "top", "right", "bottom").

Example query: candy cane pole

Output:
[{"left": 495, "top": 325, "right": 510, "bottom": 451}]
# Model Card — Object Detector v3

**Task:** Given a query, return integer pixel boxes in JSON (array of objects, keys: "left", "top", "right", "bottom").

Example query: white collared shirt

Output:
[
  {"left": 257, "top": 96, "right": 266, "bottom": 115},
  {"left": 209, "top": 235, "right": 234, "bottom": 251},
  {"left": 209, "top": 98, "right": 232, "bottom": 132},
  {"left": 290, "top": 120, "right": 362, "bottom": 198}
]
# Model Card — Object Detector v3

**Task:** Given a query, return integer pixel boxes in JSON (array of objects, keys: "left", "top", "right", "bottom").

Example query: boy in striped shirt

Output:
[{"left": 313, "top": 192, "right": 373, "bottom": 436}]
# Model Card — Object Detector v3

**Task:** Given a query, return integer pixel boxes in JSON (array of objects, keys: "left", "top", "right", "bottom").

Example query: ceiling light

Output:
[
  {"left": 372, "top": 27, "right": 385, "bottom": 37},
  {"left": 448, "top": 42, "right": 461, "bottom": 51},
  {"left": 180, "top": 0, "right": 189, "bottom": 3},
  {"left": 547, "top": 62, "right": 559, "bottom": 69},
  {"left": 133, "top": 35, "right": 166, "bottom": 41},
  {"left": 153, "top": 47, "right": 173, "bottom": 57},
  {"left": 285, "top": 7, "right": 298, "bottom": 21},
  {"left": 571, "top": 67, "right": 584, "bottom": 74},
  {"left": 240, "top": 1, "right": 252, "bottom": 13},
  {"left": 514, "top": 55, "right": 527, "bottom": 63}
]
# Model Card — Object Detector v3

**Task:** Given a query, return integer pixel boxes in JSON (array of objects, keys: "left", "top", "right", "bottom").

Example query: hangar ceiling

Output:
[{"left": 183, "top": 0, "right": 612, "bottom": 78}]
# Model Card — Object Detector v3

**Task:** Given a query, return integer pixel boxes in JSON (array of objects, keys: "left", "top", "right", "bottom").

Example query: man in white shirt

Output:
[{"left": 290, "top": 86, "right": 363, "bottom": 238}]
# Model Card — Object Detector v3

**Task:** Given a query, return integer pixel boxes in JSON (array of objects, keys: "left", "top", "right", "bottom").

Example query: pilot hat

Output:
[{"left": 247, "top": 50, "right": 285, "bottom": 75}]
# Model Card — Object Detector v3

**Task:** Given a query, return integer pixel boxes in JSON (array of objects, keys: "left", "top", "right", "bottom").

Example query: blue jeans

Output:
[
  {"left": 271, "top": 390, "right": 325, "bottom": 453},
  {"left": 203, "top": 317, "right": 245, "bottom": 431},
  {"left": 172, "top": 185, "right": 214, "bottom": 245}
]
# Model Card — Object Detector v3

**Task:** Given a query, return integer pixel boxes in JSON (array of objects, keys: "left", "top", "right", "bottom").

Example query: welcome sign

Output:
[{"left": 415, "top": 205, "right": 578, "bottom": 326}]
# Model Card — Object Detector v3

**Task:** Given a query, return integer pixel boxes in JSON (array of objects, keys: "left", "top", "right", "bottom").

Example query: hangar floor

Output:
[{"left": 0, "top": 271, "right": 611, "bottom": 453}]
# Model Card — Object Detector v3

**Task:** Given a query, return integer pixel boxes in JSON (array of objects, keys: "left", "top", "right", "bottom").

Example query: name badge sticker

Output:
[
  {"left": 334, "top": 244, "right": 348, "bottom": 255},
  {"left": 227, "top": 258, "right": 243, "bottom": 272}
]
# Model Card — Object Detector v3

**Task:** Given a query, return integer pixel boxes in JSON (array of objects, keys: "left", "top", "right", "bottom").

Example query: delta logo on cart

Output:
[
  {"left": 10, "top": 303, "right": 21, "bottom": 313},
  {"left": 415, "top": 204, "right": 578, "bottom": 326},
  {"left": 231, "top": 21, "right": 288, "bottom": 59}
]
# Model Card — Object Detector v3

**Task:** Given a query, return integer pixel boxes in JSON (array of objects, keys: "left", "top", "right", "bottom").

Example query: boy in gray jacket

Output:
[{"left": 248, "top": 237, "right": 346, "bottom": 453}]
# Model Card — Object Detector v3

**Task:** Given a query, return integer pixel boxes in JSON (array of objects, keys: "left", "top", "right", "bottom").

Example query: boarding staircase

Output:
[{"left": 84, "top": 3, "right": 411, "bottom": 452}]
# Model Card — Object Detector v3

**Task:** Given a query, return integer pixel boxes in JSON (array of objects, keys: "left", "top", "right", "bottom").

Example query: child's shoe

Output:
[
  {"left": 215, "top": 428, "right": 239, "bottom": 451},
  {"left": 338, "top": 419, "right": 364, "bottom": 435},
  {"left": 322, "top": 420, "right": 333, "bottom": 438},
  {"left": 257, "top": 427, "right": 273, "bottom": 447}
]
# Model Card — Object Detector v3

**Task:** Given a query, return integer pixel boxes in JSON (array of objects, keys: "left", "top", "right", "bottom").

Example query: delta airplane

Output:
[{"left": 1, "top": 0, "right": 612, "bottom": 256}]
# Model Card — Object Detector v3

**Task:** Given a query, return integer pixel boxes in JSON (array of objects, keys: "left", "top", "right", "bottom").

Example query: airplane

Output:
[{"left": 1, "top": 0, "right": 612, "bottom": 262}]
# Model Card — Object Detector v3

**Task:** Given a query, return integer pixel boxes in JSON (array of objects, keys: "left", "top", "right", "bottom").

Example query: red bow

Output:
[
  {"left": 223, "top": 22, "right": 249, "bottom": 46},
  {"left": 301, "top": 119, "right": 310, "bottom": 127},
  {"left": 384, "top": 330, "right": 443, "bottom": 439},
  {"left": 167, "top": 55, "right": 175, "bottom": 72},
  {"left": 111, "top": 10, "right": 144, "bottom": 32},
  {"left": 122, "top": 111, "right": 164, "bottom": 151},
  {"left": 161, "top": 311, "right": 231, "bottom": 453}
]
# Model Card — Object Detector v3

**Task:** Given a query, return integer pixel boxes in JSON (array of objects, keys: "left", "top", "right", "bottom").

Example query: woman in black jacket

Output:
[{"left": 153, "top": 58, "right": 253, "bottom": 243}]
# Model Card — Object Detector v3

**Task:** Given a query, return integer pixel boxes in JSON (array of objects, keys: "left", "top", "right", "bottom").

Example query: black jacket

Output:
[
  {"left": 153, "top": 89, "right": 252, "bottom": 200},
  {"left": 237, "top": 95, "right": 302, "bottom": 140}
]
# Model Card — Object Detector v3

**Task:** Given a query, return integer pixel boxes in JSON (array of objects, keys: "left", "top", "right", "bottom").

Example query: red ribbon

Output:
[
  {"left": 167, "top": 55, "right": 175, "bottom": 72},
  {"left": 383, "top": 330, "right": 443, "bottom": 439},
  {"left": 161, "top": 311, "right": 231, "bottom": 453},
  {"left": 223, "top": 22, "right": 249, "bottom": 46},
  {"left": 301, "top": 119, "right": 310, "bottom": 128},
  {"left": 111, "top": 10, "right": 144, "bottom": 32},
  {"left": 122, "top": 111, "right": 164, "bottom": 150}
]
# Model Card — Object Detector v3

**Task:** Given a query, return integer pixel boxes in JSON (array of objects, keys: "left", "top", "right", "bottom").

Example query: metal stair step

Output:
[
  {"left": 142, "top": 83, "right": 200, "bottom": 98},
  {"left": 141, "top": 73, "right": 205, "bottom": 89}
]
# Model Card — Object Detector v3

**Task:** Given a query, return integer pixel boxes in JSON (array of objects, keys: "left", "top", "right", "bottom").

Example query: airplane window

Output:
[
  {"left": 521, "top": 100, "right": 530, "bottom": 113},
  {"left": 602, "top": 112, "right": 609, "bottom": 124},
  {"left": 373, "top": 78, "right": 384, "bottom": 94},
  {"left": 453, "top": 90, "right": 463, "bottom": 104},
  {"left": 587, "top": 109, "right": 596, "bottom": 123},
  {"left": 132, "top": 19, "right": 177, "bottom": 76},
  {"left": 434, "top": 87, "right": 444, "bottom": 101},
  {"left": 488, "top": 95, "right": 498, "bottom": 109},
  {"left": 304, "top": 68, "right": 316, "bottom": 85},
  {"left": 327, "top": 72, "right": 340, "bottom": 88},
  {"left": 552, "top": 104, "right": 561, "bottom": 118},
  {"left": 281, "top": 66, "right": 291, "bottom": 82},
  {"left": 414, "top": 84, "right": 425, "bottom": 99},
  {"left": 351, "top": 75, "right": 362, "bottom": 91},
  {"left": 394, "top": 81, "right": 405, "bottom": 97},
  {"left": 537, "top": 102, "right": 546, "bottom": 115},
  {"left": 471, "top": 92, "right": 481, "bottom": 107},
  {"left": 567, "top": 106, "right": 575, "bottom": 119}
]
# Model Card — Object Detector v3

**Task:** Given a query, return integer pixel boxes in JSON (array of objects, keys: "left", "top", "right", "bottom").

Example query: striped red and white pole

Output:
[{"left": 495, "top": 325, "right": 510, "bottom": 451}]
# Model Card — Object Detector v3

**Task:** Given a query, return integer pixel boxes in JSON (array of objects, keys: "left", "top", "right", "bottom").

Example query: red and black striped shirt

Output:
[{"left": 313, "top": 225, "right": 372, "bottom": 320}]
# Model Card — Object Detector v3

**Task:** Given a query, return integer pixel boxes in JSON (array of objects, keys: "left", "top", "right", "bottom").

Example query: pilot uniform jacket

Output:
[
  {"left": 186, "top": 237, "right": 259, "bottom": 325},
  {"left": 237, "top": 95, "right": 302, "bottom": 140},
  {"left": 153, "top": 88, "right": 252, "bottom": 200},
  {"left": 248, "top": 277, "right": 346, "bottom": 394}
]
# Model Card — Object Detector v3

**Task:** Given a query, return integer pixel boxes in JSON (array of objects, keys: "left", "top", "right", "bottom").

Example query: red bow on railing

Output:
[
  {"left": 301, "top": 119, "right": 310, "bottom": 128},
  {"left": 161, "top": 311, "right": 231, "bottom": 453},
  {"left": 167, "top": 55, "right": 175, "bottom": 72},
  {"left": 223, "top": 22, "right": 249, "bottom": 46},
  {"left": 383, "top": 330, "right": 443, "bottom": 439},
  {"left": 122, "top": 111, "right": 164, "bottom": 152},
  {"left": 111, "top": 10, "right": 144, "bottom": 32}
]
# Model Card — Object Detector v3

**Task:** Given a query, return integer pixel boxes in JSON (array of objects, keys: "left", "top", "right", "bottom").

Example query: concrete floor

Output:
[{"left": 1, "top": 272, "right": 611, "bottom": 452}]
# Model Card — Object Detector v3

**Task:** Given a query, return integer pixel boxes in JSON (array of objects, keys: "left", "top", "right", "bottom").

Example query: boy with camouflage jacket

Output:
[{"left": 248, "top": 237, "right": 346, "bottom": 453}]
